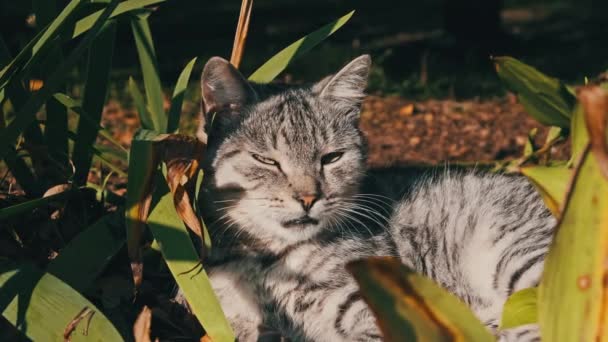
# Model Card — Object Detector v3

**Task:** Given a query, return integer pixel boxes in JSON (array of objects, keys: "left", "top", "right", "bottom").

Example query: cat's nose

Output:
[{"left": 296, "top": 193, "right": 318, "bottom": 211}]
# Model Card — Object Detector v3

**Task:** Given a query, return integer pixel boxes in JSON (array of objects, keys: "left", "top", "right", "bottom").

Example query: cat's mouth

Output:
[{"left": 281, "top": 216, "right": 319, "bottom": 228}]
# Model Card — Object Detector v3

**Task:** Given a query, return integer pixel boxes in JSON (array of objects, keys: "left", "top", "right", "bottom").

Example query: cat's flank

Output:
[{"left": 187, "top": 55, "right": 555, "bottom": 341}]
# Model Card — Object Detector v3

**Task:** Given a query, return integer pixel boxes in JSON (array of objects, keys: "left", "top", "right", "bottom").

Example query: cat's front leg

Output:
[
  {"left": 208, "top": 263, "right": 264, "bottom": 342},
  {"left": 279, "top": 280, "right": 382, "bottom": 342}
]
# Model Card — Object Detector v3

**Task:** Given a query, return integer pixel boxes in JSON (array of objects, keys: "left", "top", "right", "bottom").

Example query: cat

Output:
[{"left": 187, "top": 55, "right": 555, "bottom": 341}]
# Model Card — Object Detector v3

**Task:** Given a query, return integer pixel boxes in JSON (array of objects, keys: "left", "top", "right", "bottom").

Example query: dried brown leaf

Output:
[
  {"left": 155, "top": 134, "right": 207, "bottom": 255},
  {"left": 133, "top": 306, "right": 153, "bottom": 342},
  {"left": 230, "top": 0, "right": 253, "bottom": 68},
  {"left": 578, "top": 85, "right": 608, "bottom": 180}
]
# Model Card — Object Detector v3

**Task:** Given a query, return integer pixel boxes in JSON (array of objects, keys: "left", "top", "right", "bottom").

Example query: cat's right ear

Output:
[
  {"left": 198, "top": 57, "right": 257, "bottom": 142},
  {"left": 201, "top": 57, "right": 257, "bottom": 113}
]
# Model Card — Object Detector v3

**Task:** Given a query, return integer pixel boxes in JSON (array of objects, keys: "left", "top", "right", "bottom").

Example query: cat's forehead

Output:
[{"left": 237, "top": 88, "right": 356, "bottom": 155}]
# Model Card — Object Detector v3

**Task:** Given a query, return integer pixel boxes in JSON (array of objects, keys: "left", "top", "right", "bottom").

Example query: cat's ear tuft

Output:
[
  {"left": 200, "top": 57, "right": 257, "bottom": 114},
  {"left": 313, "top": 55, "right": 371, "bottom": 107}
]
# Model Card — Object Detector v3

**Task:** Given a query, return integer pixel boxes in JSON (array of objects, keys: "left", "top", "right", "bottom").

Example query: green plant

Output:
[{"left": 0, "top": 0, "right": 355, "bottom": 340}]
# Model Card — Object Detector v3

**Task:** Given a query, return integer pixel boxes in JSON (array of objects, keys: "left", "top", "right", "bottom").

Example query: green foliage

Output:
[
  {"left": 348, "top": 257, "right": 494, "bottom": 342},
  {"left": 0, "top": 263, "right": 123, "bottom": 341},
  {"left": 501, "top": 288, "right": 538, "bottom": 329},
  {"left": 248, "top": 11, "right": 354, "bottom": 83},
  {"left": 493, "top": 56, "right": 575, "bottom": 128}
]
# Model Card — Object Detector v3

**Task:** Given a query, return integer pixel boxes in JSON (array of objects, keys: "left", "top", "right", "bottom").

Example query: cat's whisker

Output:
[
  {"left": 333, "top": 207, "right": 374, "bottom": 237},
  {"left": 339, "top": 201, "right": 391, "bottom": 225},
  {"left": 343, "top": 197, "right": 392, "bottom": 216}
]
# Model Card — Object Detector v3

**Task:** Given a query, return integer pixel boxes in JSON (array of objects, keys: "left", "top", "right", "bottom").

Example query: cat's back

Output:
[{"left": 388, "top": 171, "right": 555, "bottom": 324}]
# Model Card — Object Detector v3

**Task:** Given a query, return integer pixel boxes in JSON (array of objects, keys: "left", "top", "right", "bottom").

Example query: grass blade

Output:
[
  {"left": 128, "top": 77, "right": 156, "bottom": 131},
  {"left": 248, "top": 11, "right": 354, "bottom": 83},
  {"left": 72, "top": 0, "right": 166, "bottom": 38},
  {"left": 167, "top": 57, "right": 197, "bottom": 133},
  {"left": 148, "top": 179, "right": 235, "bottom": 342},
  {"left": 54, "top": 93, "right": 128, "bottom": 158},
  {"left": 125, "top": 129, "right": 160, "bottom": 288},
  {"left": 130, "top": 13, "right": 166, "bottom": 132},
  {"left": 0, "top": 262, "right": 123, "bottom": 341},
  {"left": 347, "top": 257, "right": 494, "bottom": 342},
  {"left": 34, "top": 0, "right": 69, "bottom": 175},
  {"left": 0, "top": 187, "right": 74, "bottom": 221},
  {"left": 47, "top": 211, "right": 125, "bottom": 293},
  {"left": 73, "top": 20, "right": 118, "bottom": 185},
  {"left": 0, "top": 0, "right": 120, "bottom": 160}
]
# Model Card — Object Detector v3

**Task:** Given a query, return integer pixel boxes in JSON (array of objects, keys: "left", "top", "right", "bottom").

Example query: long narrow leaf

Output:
[
  {"left": 54, "top": 93, "right": 128, "bottom": 157},
  {"left": 47, "top": 211, "right": 125, "bottom": 293},
  {"left": 72, "top": 0, "right": 166, "bottom": 38},
  {"left": 73, "top": 20, "right": 118, "bottom": 185},
  {"left": 125, "top": 129, "right": 160, "bottom": 288},
  {"left": 0, "top": 0, "right": 119, "bottom": 160},
  {"left": 130, "top": 13, "right": 166, "bottom": 132},
  {"left": 539, "top": 144, "right": 608, "bottom": 341},
  {"left": 148, "top": 180, "right": 234, "bottom": 342},
  {"left": 347, "top": 257, "right": 494, "bottom": 342},
  {"left": 0, "top": 262, "right": 123, "bottom": 341},
  {"left": 0, "top": 187, "right": 74, "bottom": 221},
  {"left": 128, "top": 77, "right": 155, "bottom": 130},
  {"left": 167, "top": 57, "right": 197, "bottom": 133},
  {"left": 248, "top": 11, "right": 354, "bottom": 83},
  {"left": 34, "top": 0, "right": 69, "bottom": 174}
]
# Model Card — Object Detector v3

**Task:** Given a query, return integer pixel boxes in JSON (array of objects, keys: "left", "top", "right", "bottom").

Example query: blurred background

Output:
[
  {"left": 2, "top": 0, "right": 607, "bottom": 97},
  {"left": 1, "top": 0, "right": 606, "bottom": 167}
]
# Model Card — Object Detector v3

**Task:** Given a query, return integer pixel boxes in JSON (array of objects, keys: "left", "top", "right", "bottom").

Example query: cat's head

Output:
[{"left": 199, "top": 55, "right": 371, "bottom": 251}]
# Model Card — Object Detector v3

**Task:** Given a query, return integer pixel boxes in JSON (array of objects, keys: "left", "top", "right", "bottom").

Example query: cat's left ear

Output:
[{"left": 313, "top": 54, "right": 371, "bottom": 108}]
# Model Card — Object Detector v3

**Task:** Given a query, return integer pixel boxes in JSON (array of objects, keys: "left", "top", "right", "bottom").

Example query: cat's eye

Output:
[
  {"left": 251, "top": 153, "right": 279, "bottom": 166},
  {"left": 321, "top": 151, "right": 344, "bottom": 165}
]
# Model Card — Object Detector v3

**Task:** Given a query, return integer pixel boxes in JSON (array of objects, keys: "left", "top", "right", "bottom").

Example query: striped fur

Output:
[{"left": 186, "top": 56, "right": 555, "bottom": 341}]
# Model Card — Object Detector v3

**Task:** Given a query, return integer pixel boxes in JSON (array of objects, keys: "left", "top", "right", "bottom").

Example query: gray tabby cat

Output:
[{"left": 191, "top": 55, "right": 555, "bottom": 341}]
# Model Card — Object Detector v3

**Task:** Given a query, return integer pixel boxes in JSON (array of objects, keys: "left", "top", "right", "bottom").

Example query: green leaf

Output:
[
  {"left": 523, "top": 128, "right": 538, "bottom": 157},
  {"left": 248, "top": 11, "right": 355, "bottom": 83},
  {"left": 493, "top": 56, "right": 575, "bottom": 128},
  {"left": 54, "top": 93, "right": 128, "bottom": 158},
  {"left": 34, "top": 0, "right": 70, "bottom": 174},
  {"left": 0, "top": 0, "right": 120, "bottom": 160},
  {"left": 167, "top": 57, "right": 197, "bottom": 133},
  {"left": 72, "top": 0, "right": 166, "bottom": 38},
  {"left": 73, "top": 20, "right": 118, "bottom": 185},
  {"left": 148, "top": 179, "right": 235, "bottom": 342},
  {"left": 0, "top": 262, "right": 123, "bottom": 341},
  {"left": 125, "top": 129, "right": 159, "bottom": 288},
  {"left": 539, "top": 146, "right": 608, "bottom": 341},
  {"left": 47, "top": 212, "right": 125, "bottom": 293},
  {"left": 130, "top": 13, "right": 166, "bottom": 132},
  {"left": 501, "top": 287, "right": 538, "bottom": 329},
  {"left": 128, "top": 77, "right": 156, "bottom": 131},
  {"left": 520, "top": 165, "right": 571, "bottom": 217},
  {"left": 347, "top": 257, "right": 494, "bottom": 342},
  {"left": 0, "top": 187, "right": 74, "bottom": 220},
  {"left": 569, "top": 104, "right": 588, "bottom": 166}
]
